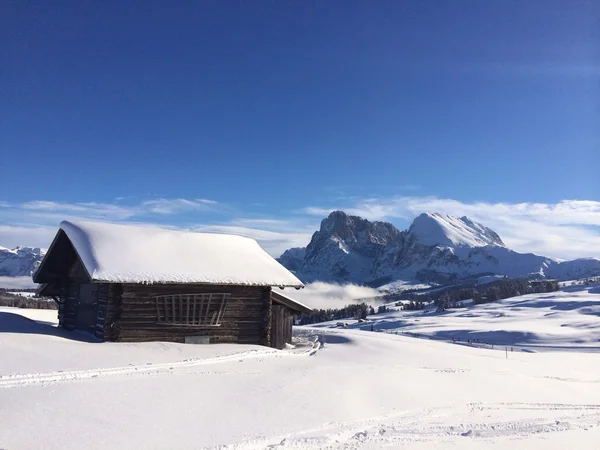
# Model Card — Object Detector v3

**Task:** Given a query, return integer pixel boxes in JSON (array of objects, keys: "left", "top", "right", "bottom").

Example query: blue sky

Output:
[{"left": 1, "top": 1, "right": 599, "bottom": 258}]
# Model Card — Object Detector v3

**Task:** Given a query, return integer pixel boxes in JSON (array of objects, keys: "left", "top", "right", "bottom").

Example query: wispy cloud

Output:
[
  {"left": 141, "top": 198, "right": 218, "bottom": 215},
  {"left": 0, "top": 276, "right": 37, "bottom": 289},
  {"left": 280, "top": 282, "right": 383, "bottom": 310},
  {"left": 2, "top": 195, "right": 600, "bottom": 261},
  {"left": 0, "top": 198, "right": 309, "bottom": 257},
  {"left": 0, "top": 225, "right": 57, "bottom": 249},
  {"left": 194, "top": 224, "right": 313, "bottom": 257},
  {"left": 0, "top": 198, "right": 222, "bottom": 249},
  {"left": 20, "top": 201, "right": 136, "bottom": 220},
  {"left": 3, "top": 198, "right": 221, "bottom": 222}
]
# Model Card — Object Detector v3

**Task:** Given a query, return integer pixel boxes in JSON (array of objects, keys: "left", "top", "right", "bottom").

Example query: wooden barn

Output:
[{"left": 33, "top": 221, "right": 310, "bottom": 349}]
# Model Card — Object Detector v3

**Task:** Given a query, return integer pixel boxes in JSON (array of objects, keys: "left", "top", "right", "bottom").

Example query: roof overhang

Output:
[{"left": 271, "top": 289, "right": 312, "bottom": 314}]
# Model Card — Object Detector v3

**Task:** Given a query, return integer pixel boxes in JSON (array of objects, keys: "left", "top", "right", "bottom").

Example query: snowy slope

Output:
[
  {"left": 0, "top": 246, "right": 46, "bottom": 277},
  {"left": 1, "top": 307, "right": 599, "bottom": 449},
  {"left": 408, "top": 212, "right": 504, "bottom": 247},
  {"left": 279, "top": 211, "right": 600, "bottom": 285},
  {"left": 311, "top": 283, "right": 600, "bottom": 349}
]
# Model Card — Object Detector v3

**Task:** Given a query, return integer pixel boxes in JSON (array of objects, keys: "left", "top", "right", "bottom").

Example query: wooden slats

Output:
[
  {"left": 108, "top": 284, "right": 270, "bottom": 345},
  {"left": 186, "top": 295, "right": 190, "bottom": 324},
  {"left": 154, "top": 293, "right": 230, "bottom": 326}
]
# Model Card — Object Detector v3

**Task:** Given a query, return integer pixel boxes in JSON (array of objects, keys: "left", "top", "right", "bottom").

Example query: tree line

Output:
[
  {"left": 435, "top": 278, "right": 559, "bottom": 312},
  {"left": 0, "top": 293, "right": 58, "bottom": 310}
]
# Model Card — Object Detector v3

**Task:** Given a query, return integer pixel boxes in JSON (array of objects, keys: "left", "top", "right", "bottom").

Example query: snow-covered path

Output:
[{"left": 1, "top": 307, "right": 599, "bottom": 449}]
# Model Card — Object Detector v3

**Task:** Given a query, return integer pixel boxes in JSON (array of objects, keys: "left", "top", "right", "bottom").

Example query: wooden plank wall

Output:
[
  {"left": 93, "top": 284, "right": 110, "bottom": 339},
  {"left": 101, "top": 284, "right": 121, "bottom": 341},
  {"left": 270, "top": 305, "right": 294, "bottom": 349},
  {"left": 57, "top": 257, "right": 112, "bottom": 334},
  {"left": 60, "top": 280, "right": 78, "bottom": 330},
  {"left": 106, "top": 284, "right": 272, "bottom": 344}
]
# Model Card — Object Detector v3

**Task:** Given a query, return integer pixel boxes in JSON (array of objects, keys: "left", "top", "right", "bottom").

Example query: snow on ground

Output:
[
  {"left": 312, "top": 284, "right": 600, "bottom": 350},
  {"left": 1, "top": 300, "right": 600, "bottom": 449}
]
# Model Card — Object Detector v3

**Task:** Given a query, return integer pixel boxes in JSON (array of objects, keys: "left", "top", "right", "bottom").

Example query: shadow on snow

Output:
[{"left": 0, "top": 312, "right": 100, "bottom": 343}]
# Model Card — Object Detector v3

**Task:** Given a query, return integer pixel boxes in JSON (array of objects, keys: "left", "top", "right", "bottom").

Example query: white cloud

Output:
[
  {"left": 1, "top": 198, "right": 221, "bottom": 223},
  {"left": 0, "top": 276, "right": 37, "bottom": 289},
  {"left": 0, "top": 198, "right": 312, "bottom": 257},
  {"left": 283, "top": 282, "right": 383, "bottom": 310},
  {"left": 0, "top": 225, "right": 57, "bottom": 249},
  {"left": 194, "top": 224, "right": 312, "bottom": 257},
  {"left": 0, "top": 198, "right": 222, "bottom": 251},
  {"left": 141, "top": 198, "right": 218, "bottom": 215},
  {"left": 20, "top": 201, "right": 136, "bottom": 220},
  {"left": 302, "top": 196, "right": 600, "bottom": 260}
]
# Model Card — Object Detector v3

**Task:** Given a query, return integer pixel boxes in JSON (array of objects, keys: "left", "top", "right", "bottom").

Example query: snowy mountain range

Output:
[
  {"left": 278, "top": 211, "right": 600, "bottom": 286},
  {"left": 0, "top": 246, "right": 46, "bottom": 277}
]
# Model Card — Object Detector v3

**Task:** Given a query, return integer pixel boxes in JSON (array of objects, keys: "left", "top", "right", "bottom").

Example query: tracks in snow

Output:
[
  {"left": 211, "top": 402, "right": 600, "bottom": 449},
  {"left": 0, "top": 338, "right": 322, "bottom": 390}
]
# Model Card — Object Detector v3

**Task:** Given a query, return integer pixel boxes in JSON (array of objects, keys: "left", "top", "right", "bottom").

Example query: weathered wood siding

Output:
[
  {"left": 106, "top": 284, "right": 272, "bottom": 344},
  {"left": 57, "top": 257, "right": 89, "bottom": 330},
  {"left": 56, "top": 257, "right": 111, "bottom": 338},
  {"left": 60, "top": 280, "right": 78, "bottom": 330},
  {"left": 101, "top": 284, "right": 121, "bottom": 341},
  {"left": 270, "top": 304, "right": 294, "bottom": 349},
  {"left": 93, "top": 284, "right": 110, "bottom": 339}
]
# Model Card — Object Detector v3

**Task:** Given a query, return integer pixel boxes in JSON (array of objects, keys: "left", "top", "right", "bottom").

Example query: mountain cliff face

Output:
[
  {"left": 278, "top": 211, "right": 600, "bottom": 285},
  {"left": 0, "top": 246, "right": 46, "bottom": 277}
]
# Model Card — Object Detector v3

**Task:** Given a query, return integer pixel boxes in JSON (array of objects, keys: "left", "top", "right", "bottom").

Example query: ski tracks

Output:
[
  {"left": 0, "top": 337, "right": 322, "bottom": 389},
  {"left": 210, "top": 402, "right": 600, "bottom": 449}
]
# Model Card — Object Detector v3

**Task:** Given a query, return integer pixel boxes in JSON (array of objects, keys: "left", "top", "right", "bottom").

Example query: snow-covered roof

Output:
[
  {"left": 271, "top": 289, "right": 312, "bottom": 313},
  {"left": 38, "top": 220, "right": 304, "bottom": 287}
]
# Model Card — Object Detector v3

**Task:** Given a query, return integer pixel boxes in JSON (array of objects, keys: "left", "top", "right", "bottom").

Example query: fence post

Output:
[{"left": 505, "top": 347, "right": 508, "bottom": 359}]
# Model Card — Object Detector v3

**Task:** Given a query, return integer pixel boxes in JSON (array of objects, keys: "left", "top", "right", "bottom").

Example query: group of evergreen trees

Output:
[
  {"left": 0, "top": 293, "right": 57, "bottom": 310},
  {"left": 397, "top": 301, "right": 426, "bottom": 311},
  {"left": 434, "top": 278, "right": 560, "bottom": 311}
]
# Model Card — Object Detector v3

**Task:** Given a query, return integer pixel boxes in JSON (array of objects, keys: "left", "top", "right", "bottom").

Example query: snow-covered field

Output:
[
  {"left": 313, "top": 284, "right": 600, "bottom": 351},
  {"left": 1, "top": 286, "right": 600, "bottom": 449}
]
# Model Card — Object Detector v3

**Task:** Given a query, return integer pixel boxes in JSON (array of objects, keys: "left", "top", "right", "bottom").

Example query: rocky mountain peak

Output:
[
  {"left": 307, "top": 210, "right": 404, "bottom": 258},
  {"left": 278, "top": 210, "right": 600, "bottom": 285},
  {"left": 0, "top": 246, "right": 47, "bottom": 277}
]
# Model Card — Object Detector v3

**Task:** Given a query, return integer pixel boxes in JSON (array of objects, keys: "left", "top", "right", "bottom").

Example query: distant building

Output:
[{"left": 34, "top": 221, "right": 310, "bottom": 349}]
